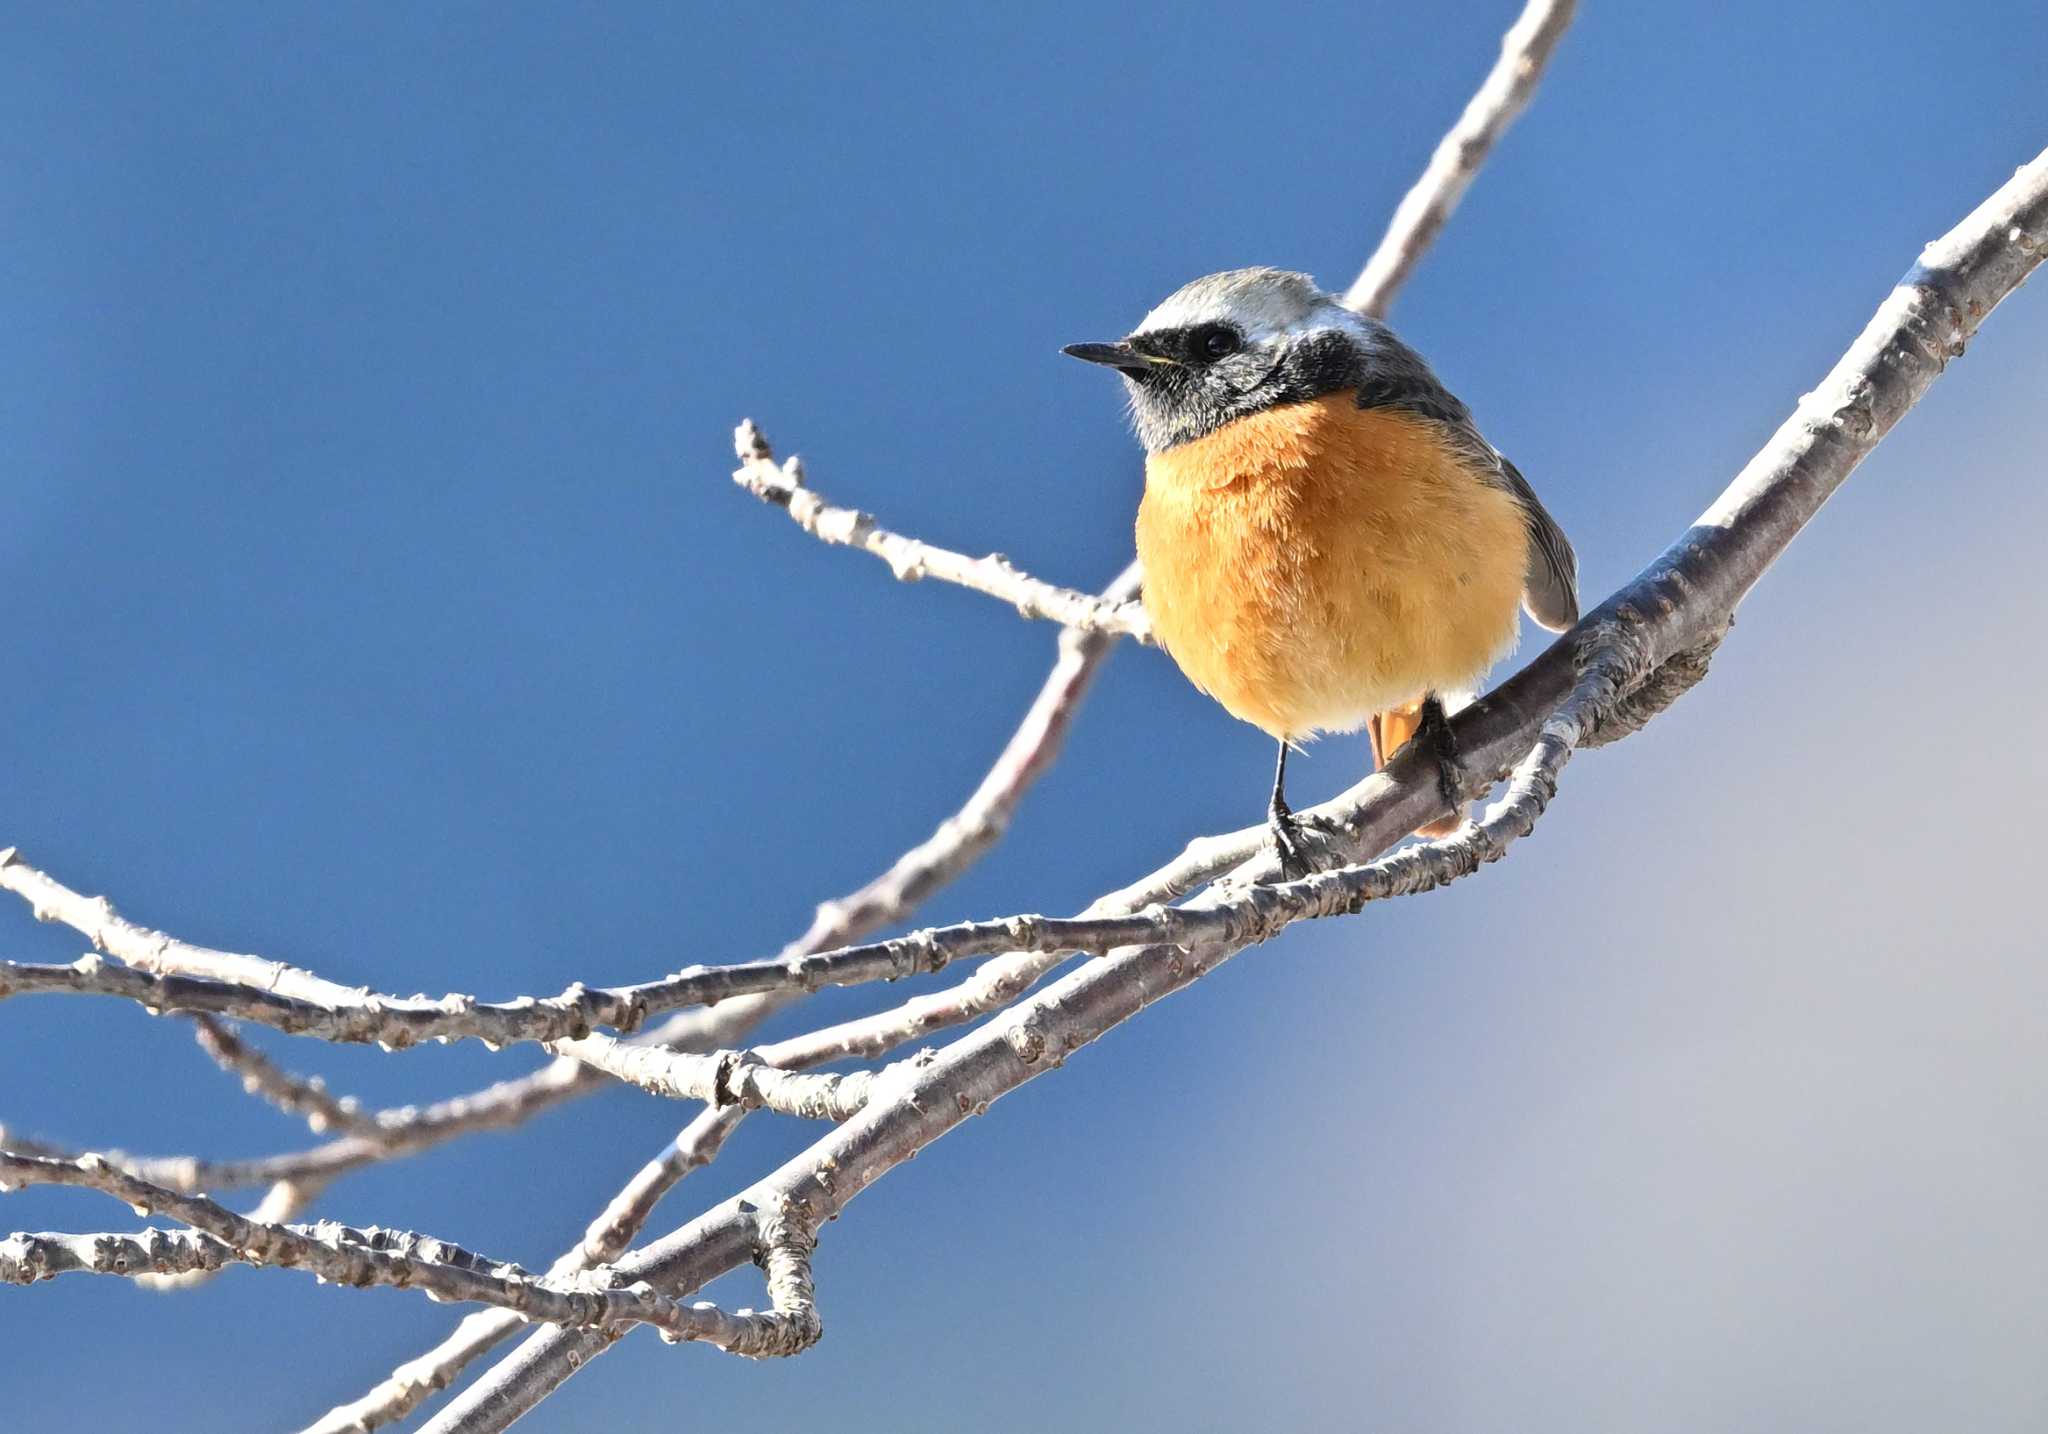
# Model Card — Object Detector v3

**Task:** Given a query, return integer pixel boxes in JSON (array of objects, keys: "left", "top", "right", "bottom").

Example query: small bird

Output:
[{"left": 1064, "top": 268, "right": 1578, "bottom": 874}]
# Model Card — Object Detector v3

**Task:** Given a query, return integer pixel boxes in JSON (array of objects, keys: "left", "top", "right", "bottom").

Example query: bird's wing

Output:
[
  {"left": 1493, "top": 452, "right": 1579, "bottom": 631},
  {"left": 1346, "top": 331, "right": 1580, "bottom": 632}
]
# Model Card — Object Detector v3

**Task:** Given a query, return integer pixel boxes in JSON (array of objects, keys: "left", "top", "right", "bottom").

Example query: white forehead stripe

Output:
[{"left": 1137, "top": 266, "right": 1343, "bottom": 338}]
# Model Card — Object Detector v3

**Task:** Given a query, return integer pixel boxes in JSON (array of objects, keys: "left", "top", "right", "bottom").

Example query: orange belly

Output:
[{"left": 1136, "top": 391, "right": 1527, "bottom": 741}]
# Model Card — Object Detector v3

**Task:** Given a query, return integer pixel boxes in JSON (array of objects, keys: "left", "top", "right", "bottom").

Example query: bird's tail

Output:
[{"left": 1367, "top": 702, "right": 1462, "bottom": 839}]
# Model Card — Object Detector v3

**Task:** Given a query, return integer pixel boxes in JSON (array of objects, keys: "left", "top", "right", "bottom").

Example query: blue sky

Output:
[{"left": 5, "top": 3, "right": 2047, "bottom": 1430}]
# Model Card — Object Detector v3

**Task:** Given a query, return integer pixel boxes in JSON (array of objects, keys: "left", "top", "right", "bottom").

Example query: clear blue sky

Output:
[{"left": 5, "top": 4, "right": 2047, "bottom": 1430}]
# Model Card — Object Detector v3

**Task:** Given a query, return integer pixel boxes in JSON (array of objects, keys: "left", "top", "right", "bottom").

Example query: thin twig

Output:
[
  {"left": 1342, "top": 0, "right": 1577, "bottom": 318},
  {"left": 783, "top": 559, "right": 1144, "bottom": 952},
  {"left": 734, "top": 421, "right": 1151, "bottom": 640},
  {"left": 0, "top": 892, "right": 1165, "bottom": 1048},
  {"left": 191, "top": 1016, "right": 382, "bottom": 1138}
]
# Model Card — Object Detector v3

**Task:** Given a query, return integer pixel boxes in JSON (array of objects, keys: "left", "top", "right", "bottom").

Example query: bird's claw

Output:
[
  {"left": 1267, "top": 808, "right": 1313, "bottom": 881},
  {"left": 1417, "top": 695, "right": 1470, "bottom": 830}
]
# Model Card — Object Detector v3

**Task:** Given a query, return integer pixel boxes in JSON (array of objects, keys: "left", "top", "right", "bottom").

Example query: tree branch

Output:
[
  {"left": 782, "top": 559, "right": 1144, "bottom": 949},
  {"left": 133, "top": 1174, "right": 333, "bottom": 1293},
  {"left": 544, "top": 629, "right": 1647, "bottom": 1126},
  {"left": 0, "top": 848, "right": 365, "bottom": 1010},
  {"left": 0, "top": 881, "right": 1164, "bottom": 1049},
  {"left": 0, "top": 924, "right": 1008, "bottom": 1049}
]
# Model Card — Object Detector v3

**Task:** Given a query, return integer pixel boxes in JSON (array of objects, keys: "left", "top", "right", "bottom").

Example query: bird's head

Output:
[{"left": 1063, "top": 267, "right": 1374, "bottom": 452}]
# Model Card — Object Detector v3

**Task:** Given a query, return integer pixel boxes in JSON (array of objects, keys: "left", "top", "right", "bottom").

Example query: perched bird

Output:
[{"left": 1064, "top": 268, "right": 1577, "bottom": 874}]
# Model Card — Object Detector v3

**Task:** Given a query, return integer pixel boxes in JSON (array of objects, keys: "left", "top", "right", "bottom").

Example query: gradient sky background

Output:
[{"left": 5, "top": 3, "right": 2048, "bottom": 1430}]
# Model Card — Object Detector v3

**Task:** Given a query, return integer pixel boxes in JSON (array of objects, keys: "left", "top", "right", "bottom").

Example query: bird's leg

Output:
[
  {"left": 1267, "top": 739, "right": 1311, "bottom": 880},
  {"left": 1415, "top": 694, "right": 1469, "bottom": 831}
]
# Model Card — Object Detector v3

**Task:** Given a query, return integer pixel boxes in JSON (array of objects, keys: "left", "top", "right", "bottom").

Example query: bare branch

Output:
[
  {"left": 191, "top": 1017, "right": 383, "bottom": 1138},
  {"left": 0, "top": 849, "right": 365, "bottom": 1009},
  {"left": 316, "top": 908, "right": 1054, "bottom": 1427},
  {"left": 9, "top": 833, "right": 1306, "bottom": 1050},
  {"left": 3, "top": 881, "right": 1186, "bottom": 1047},
  {"left": 0, "top": 1151, "right": 821, "bottom": 1355},
  {"left": 5, "top": 565, "right": 1141, "bottom": 1201},
  {"left": 1342, "top": 0, "right": 1577, "bottom": 317},
  {"left": 428, "top": 147, "right": 2048, "bottom": 1434},
  {"left": 786, "top": 559, "right": 1144, "bottom": 950},
  {"left": 0, "top": 931, "right": 950, "bottom": 1048},
  {"left": 732, "top": 420, "right": 1152, "bottom": 640},
  {"left": 133, "top": 1175, "right": 331, "bottom": 1293}
]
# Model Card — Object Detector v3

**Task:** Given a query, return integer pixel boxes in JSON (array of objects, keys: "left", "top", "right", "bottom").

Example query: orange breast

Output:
[{"left": 1136, "top": 391, "right": 1527, "bottom": 740}]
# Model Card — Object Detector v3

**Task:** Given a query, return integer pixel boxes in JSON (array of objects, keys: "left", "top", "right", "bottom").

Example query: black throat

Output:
[{"left": 1125, "top": 329, "right": 1360, "bottom": 453}]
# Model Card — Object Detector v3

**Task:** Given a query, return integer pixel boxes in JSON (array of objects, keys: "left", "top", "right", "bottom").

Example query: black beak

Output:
[{"left": 1061, "top": 340, "right": 1156, "bottom": 378}]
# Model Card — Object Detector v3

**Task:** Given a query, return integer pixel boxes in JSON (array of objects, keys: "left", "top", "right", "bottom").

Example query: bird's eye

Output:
[{"left": 1193, "top": 324, "right": 1241, "bottom": 361}]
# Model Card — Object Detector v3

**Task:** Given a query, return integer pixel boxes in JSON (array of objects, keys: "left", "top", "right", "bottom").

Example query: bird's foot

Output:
[
  {"left": 1266, "top": 802, "right": 1313, "bottom": 881},
  {"left": 1416, "top": 696, "right": 1470, "bottom": 835}
]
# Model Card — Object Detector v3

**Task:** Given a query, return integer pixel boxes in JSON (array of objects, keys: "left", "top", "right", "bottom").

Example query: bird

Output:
[{"left": 1063, "top": 267, "right": 1578, "bottom": 876}]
